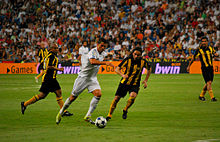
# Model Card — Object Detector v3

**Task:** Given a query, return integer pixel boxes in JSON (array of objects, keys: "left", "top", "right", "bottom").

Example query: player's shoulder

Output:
[
  {"left": 123, "top": 56, "right": 131, "bottom": 61},
  {"left": 208, "top": 45, "right": 214, "bottom": 49},
  {"left": 195, "top": 46, "right": 200, "bottom": 51},
  {"left": 48, "top": 52, "right": 55, "bottom": 57},
  {"left": 79, "top": 46, "right": 85, "bottom": 50},
  {"left": 89, "top": 47, "right": 97, "bottom": 52}
]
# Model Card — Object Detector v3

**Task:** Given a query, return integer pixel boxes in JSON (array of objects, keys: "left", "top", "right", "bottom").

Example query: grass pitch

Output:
[{"left": 0, "top": 74, "right": 220, "bottom": 142}]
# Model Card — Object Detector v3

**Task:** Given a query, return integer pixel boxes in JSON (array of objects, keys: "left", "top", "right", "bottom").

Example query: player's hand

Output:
[
  {"left": 106, "top": 62, "right": 114, "bottom": 67},
  {"left": 187, "top": 66, "right": 190, "bottom": 72},
  {"left": 214, "top": 52, "right": 219, "bottom": 57},
  {"left": 122, "top": 74, "right": 128, "bottom": 79},
  {"left": 59, "top": 67, "right": 64, "bottom": 71},
  {"left": 142, "top": 80, "right": 148, "bottom": 89}
]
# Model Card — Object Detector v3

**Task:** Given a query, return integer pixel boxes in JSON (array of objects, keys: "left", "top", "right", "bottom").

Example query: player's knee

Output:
[
  {"left": 69, "top": 95, "right": 77, "bottom": 101},
  {"left": 95, "top": 93, "right": 102, "bottom": 98},
  {"left": 38, "top": 94, "right": 46, "bottom": 99},
  {"left": 207, "top": 81, "right": 212, "bottom": 85},
  {"left": 93, "top": 90, "right": 102, "bottom": 97},
  {"left": 130, "top": 93, "right": 137, "bottom": 98},
  {"left": 114, "top": 96, "right": 121, "bottom": 102}
]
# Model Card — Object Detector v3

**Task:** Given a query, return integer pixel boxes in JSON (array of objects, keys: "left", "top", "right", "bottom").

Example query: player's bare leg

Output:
[
  {"left": 21, "top": 92, "right": 48, "bottom": 114},
  {"left": 56, "top": 94, "right": 77, "bottom": 124},
  {"left": 199, "top": 84, "right": 207, "bottom": 101},
  {"left": 106, "top": 96, "right": 121, "bottom": 121},
  {"left": 84, "top": 89, "right": 101, "bottom": 124},
  {"left": 122, "top": 92, "right": 137, "bottom": 119},
  {"left": 55, "top": 89, "right": 73, "bottom": 117},
  {"left": 207, "top": 81, "right": 217, "bottom": 101}
]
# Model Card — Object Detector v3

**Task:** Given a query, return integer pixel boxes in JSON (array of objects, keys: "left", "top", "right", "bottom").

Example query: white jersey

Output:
[
  {"left": 79, "top": 46, "right": 89, "bottom": 65},
  {"left": 78, "top": 47, "right": 107, "bottom": 78}
]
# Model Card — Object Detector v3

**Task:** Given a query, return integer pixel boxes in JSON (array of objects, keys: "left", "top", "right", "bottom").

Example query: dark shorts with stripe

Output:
[
  {"left": 115, "top": 83, "right": 140, "bottom": 98},
  {"left": 202, "top": 66, "right": 214, "bottom": 83},
  {"left": 39, "top": 79, "right": 61, "bottom": 94}
]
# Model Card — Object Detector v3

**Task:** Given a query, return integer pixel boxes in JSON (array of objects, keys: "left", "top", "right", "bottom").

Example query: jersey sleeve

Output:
[
  {"left": 144, "top": 59, "right": 151, "bottom": 70},
  {"left": 45, "top": 48, "right": 48, "bottom": 56},
  {"left": 102, "top": 51, "right": 108, "bottom": 57},
  {"left": 118, "top": 57, "right": 128, "bottom": 68},
  {"left": 79, "top": 47, "right": 83, "bottom": 55},
  {"left": 48, "top": 54, "right": 55, "bottom": 66},
  {"left": 38, "top": 49, "right": 42, "bottom": 57},
  {"left": 212, "top": 46, "right": 216, "bottom": 54},
  {"left": 193, "top": 48, "right": 200, "bottom": 60},
  {"left": 88, "top": 49, "right": 97, "bottom": 59}
]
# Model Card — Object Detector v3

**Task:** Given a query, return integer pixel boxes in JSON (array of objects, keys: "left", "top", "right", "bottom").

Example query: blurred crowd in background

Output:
[{"left": 0, "top": 0, "right": 219, "bottom": 63}]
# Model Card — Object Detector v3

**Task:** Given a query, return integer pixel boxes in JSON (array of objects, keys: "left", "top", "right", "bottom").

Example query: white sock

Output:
[
  {"left": 59, "top": 97, "right": 71, "bottom": 115},
  {"left": 85, "top": 96, "right": 100, "bottom": 117}
]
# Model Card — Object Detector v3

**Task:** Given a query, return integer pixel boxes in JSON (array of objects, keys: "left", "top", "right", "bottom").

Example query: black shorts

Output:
[
  {"left": 39, "top": 79, "right": 61, "bottom": 94},
  {"left": 39, "top": 62, "right": 44, "bottom": 70},
  {"left": 202, "top": 66, "right": 214, "bottom": 83},
  {"left": 115, "top": 83, "right": 140, "bottom": 98}
]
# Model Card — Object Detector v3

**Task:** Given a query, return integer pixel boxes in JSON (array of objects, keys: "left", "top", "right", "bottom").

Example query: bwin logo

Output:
[
  {"left": 57, "top": 64, "right": 80, "bottom": 74},
  {"left": 155, "top": 63, "right": 180, "bottom": 74}
]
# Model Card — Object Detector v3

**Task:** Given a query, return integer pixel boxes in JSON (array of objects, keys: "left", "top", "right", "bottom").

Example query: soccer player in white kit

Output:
[
  {"left": 56, "top": 39, "right": 114, "bottom": 124},
  {"left": 78, "top": 41, "right": 89, "bottom": 66}
]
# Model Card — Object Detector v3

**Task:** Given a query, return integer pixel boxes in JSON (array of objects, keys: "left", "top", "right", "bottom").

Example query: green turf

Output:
[{"left": 0, "top": 74, "right": 219, "bottom": 142}]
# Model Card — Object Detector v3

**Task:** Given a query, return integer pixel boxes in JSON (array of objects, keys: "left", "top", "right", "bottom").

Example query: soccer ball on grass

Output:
[{"left": 95, "top": 116, "right": 107, "bottom": 128}]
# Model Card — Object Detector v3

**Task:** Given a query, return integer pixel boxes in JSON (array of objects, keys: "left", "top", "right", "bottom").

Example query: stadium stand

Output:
[{"left": 0, "top": 0, "right": 219, "bottom": 63}]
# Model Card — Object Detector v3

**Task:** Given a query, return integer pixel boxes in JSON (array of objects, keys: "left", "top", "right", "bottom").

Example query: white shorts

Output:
[{"left": 71, "top": 76, "right": 101, "bottom": 96}]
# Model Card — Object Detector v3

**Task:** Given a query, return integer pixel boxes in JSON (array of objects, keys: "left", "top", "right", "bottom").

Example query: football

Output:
[{"left": 95, "top": 116, "right": 107, "bottom": 128}]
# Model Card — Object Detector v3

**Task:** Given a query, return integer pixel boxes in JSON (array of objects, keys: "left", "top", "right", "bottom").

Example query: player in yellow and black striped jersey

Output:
[
  {"left": 35, "top": 42, "right": 48, "bottom": 83},
  {"left": 187, "top": 37, "right": 219, "bottom": 101},
  {"left": 21, "top": 44, "right": 73, "bottom": 117},
  {"left": 106, "top": 47, "right": 151, "bottom": 121}
]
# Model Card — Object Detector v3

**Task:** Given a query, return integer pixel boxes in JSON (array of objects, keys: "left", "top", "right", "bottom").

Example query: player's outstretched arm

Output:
[
  {"left": 115, "top": 66, "right": 128, "bottom": 79},
  {"left": 89, "top": 59, "right": 114, "bottom": 67},
  {"left": 187, "top": 57, "right": 195, "bottom": 72},
  {"left": 47, "top": 66, "right": 64, "bottom": 71},
  {"left": 142, "top": 68, "right": 151, "bottom": 89},
  {"left": 187, "top": 48, "right": 199, "bottom": 72}
]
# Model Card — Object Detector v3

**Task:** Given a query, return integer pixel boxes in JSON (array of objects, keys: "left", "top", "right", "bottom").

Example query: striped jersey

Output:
[
  {"left": 194, "top": 46, "right": 216, "bottom": 68},
  {"left": 38, "top": 48, "right": 48, "bottom": 63},
  {"left": 42, "top": 51, "right": 58, "bottom": 82},
  {"left": 118, "top": 56, "right": 151, "bottom": 86}
]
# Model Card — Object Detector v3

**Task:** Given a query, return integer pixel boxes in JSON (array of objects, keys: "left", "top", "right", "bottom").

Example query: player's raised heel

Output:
[
  {"left": 56, "top": 112, "right": 62, "bottom": 125},
  {"left": 122, "top": 110, "right": 128, "bottom": 119},
  {"left": 21, "top": 102, "right": 26, "bottom": 114},
  {"left": 199, "top": 96, "right": 205, "bottom": 101}
]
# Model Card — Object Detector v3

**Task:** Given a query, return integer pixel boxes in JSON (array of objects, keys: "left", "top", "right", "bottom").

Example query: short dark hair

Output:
[
  {"left": 99, "top": 38, "right": 107, "bottom": 44},
  {"left": 201, "top": 36, "right": 208, "bottom": 41},
  {"left": 132, "top": 47, "right": 143, "bottom": 54}
]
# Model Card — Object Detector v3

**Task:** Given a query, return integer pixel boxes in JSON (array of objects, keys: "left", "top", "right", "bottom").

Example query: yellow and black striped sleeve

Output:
[
  {"left": 38, "top": 49, "right": 43, "bottom": 59},
  {"left": 118, "top": 57, "right": 128, "bottom": 68},
  {"left": 45, "top": 48, "right": 49, "bottom": 57},
  {"left": 209, "top": 46, "right": 216, "bottom": 55},
  {"left": 43, "top": 53, "right": 54, "bottom": 70},
  {"left": 144, "top": 59, "right": 151, "bottom": 70},
  {"left": 48, "top": 54, "right": 55, "bottom": 66},
  {"left": 193, "top": 48, "right": 200, "bottom": 60}
]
